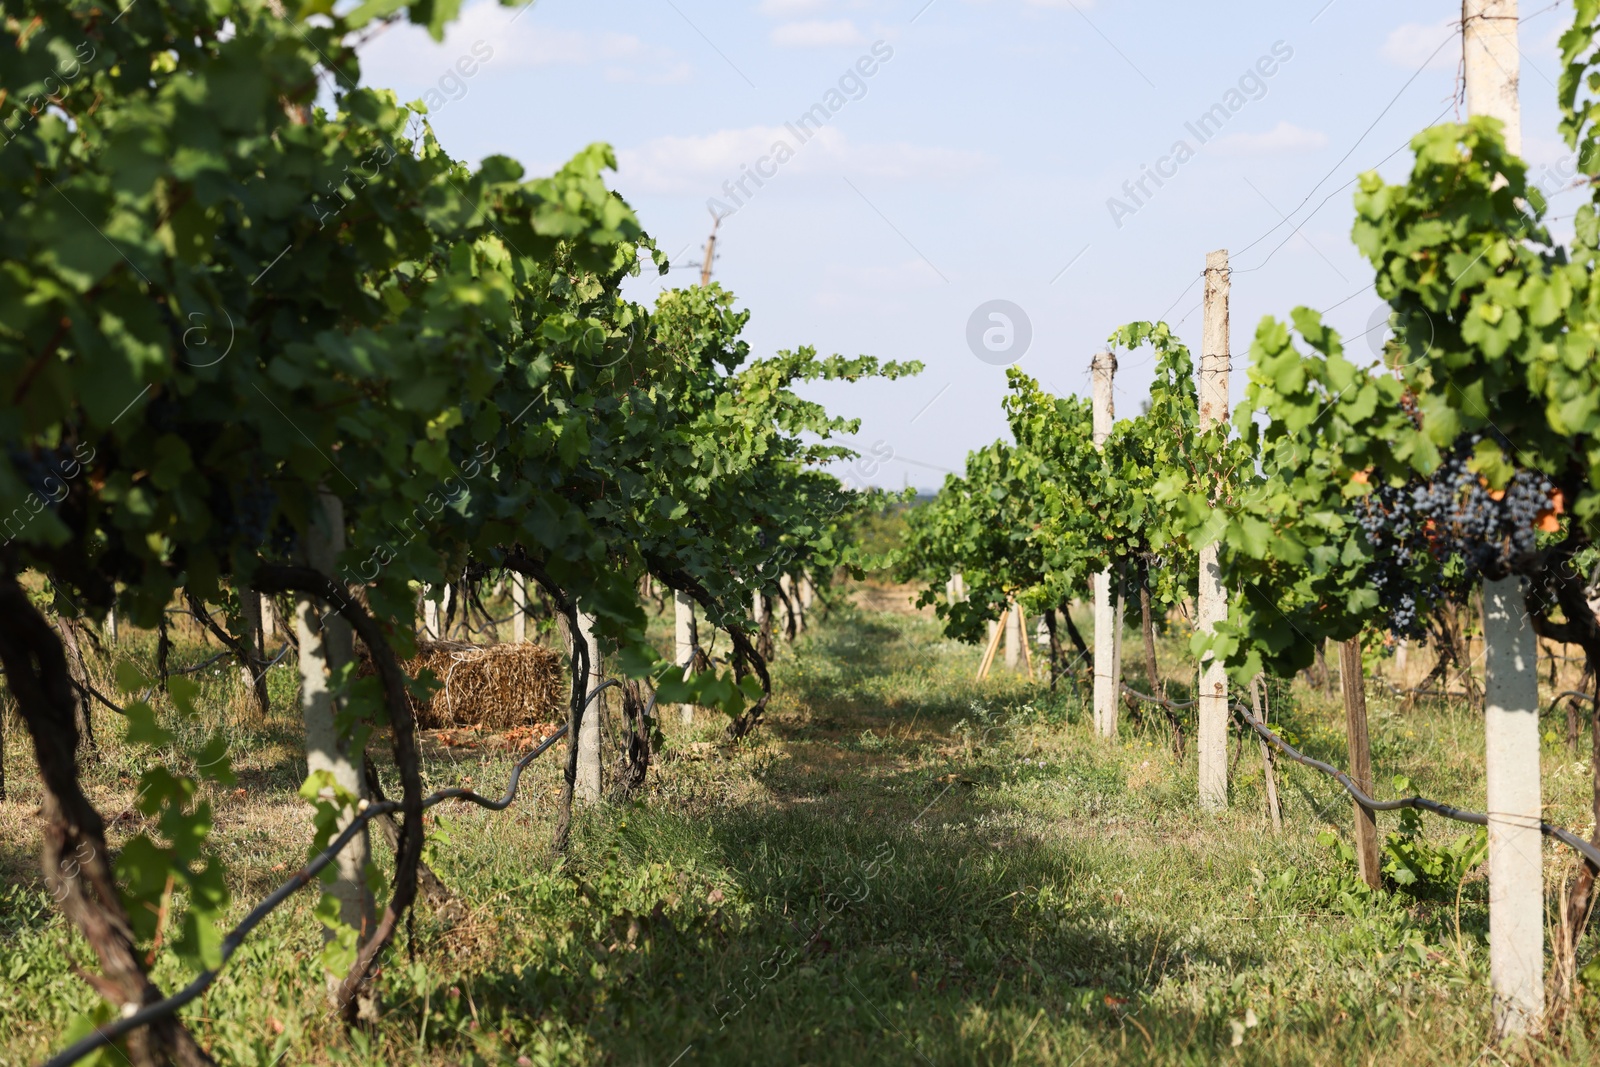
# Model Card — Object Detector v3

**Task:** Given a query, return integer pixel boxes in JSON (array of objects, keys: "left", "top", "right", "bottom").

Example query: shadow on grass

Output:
[{"left": 446, "top": 769, "right": 1265, "bottom": 1067}]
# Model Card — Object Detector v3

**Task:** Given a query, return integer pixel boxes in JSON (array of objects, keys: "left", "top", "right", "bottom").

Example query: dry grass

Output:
[{"left": 362, "top": 639, "right": 565, "bottom": 730}]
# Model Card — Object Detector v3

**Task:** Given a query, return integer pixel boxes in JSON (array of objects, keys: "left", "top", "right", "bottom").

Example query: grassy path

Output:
[{"left": 5, "top": 586, "right": 1600, "bottom": 1064}]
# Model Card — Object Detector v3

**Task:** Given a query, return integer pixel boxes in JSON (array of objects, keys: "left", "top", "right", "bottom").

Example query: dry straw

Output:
[{"left": 362, "top": 640, "right": 565, "bottom": 730}]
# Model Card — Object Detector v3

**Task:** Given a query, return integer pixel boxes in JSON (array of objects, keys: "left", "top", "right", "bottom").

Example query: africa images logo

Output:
[{"left": 1106, "top": 40, "right": 1294, "bottom": 229}]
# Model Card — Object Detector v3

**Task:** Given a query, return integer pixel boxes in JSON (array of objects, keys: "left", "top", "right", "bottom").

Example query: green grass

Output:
[{"left": 5, "top": 586, "right": 1600, "bottom": 1065}]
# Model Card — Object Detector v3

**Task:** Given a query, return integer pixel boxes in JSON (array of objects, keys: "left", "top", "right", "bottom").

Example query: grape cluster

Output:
[
  {"left": 230, "top": 481, "right": 278, "bottom": 549},
  {"left": 9, "top": 445, "right": 83, "bottom": 498},
  {"left": 1355, "top": 479, "right": 1438, "bottom": 638},
  {"left": 1405, "top": 443, "right": 1553, "bottom": 577},
  {"left": 1354, "top": 434, "right": 1557, "bottom": 636},
  {"left": 207, "top": 476, "right": 279, "bottom": 552}
]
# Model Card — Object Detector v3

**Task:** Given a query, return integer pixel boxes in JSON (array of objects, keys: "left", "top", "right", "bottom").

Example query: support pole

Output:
[
  {"left": 1004, "top": 598, "right": 1022, "bottom": 672},
  {"left": 975, "top": 606, "right": 1007, "bottom": 682},
  {"left": 785, "top": 573, "right": 806, "bottom": 633},
  {"left": 1197, "top": 248, "right": 1231, "bottom": 809},
  {"left": 1017, "top": 603, "right": 1034, "bottom": 681},
  {"left": 240, "top": 585, "right": 262, "bottom": 659},
  {"left": 1340, "top": 639, "right": 1381, "bottom": 889},
  {"left": 512, "top": 573, "right": 527, "bottom": 644},
  {"left": 674, "top": 590, "right": 697, "bottom": 725},
  {"left": 1465, "top": 0, "right": 1542, "bottom": 1037},
  {"left": 295, "top": 493, "right": 372, "bottom": 997},
  {"left": 779, "top": 573, "right": 797, "bottom": 637},
  {"left": 1252, "top": 678, "right": 1282, "bottom": 832},
  {"left": 1484, "top": 576, "right": 1544, "bottom": 1035},
  {"left": 1464, "top": 0, "right": 1522, "bottom": 156},
  {"left": 1091, "top": 348, "right": 1119, "bottom": 739},
  {"left": 239, "top": 584, "right": 265, "bottom": 717},
  {"left": 1112, "top": 585, "right": 1124, "bottom": 699},
  {"left": 575, "top": 608, "right": 603, "bottom": 803},
  {"left": 422, "top": 591, "right": 440, "bottom": 642}
]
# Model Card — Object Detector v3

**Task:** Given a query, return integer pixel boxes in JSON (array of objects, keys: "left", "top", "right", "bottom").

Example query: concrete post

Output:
[
  {"left": 575, "top": 607, "right": 603, "bottom": 803},
  {"left": 1091, "top": 349, "right": 1119, "bottom": 738},
  {"left": 295, "top": 493, "right": 371, "bottom": 996},
  {"left": 1197, "top": 248, "right": 1231, "bottom": 810}
]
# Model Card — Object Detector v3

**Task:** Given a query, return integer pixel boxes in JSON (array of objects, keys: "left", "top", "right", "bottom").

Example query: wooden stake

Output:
[
  {"left": 1252, "top": 677, "right": 1282, "bottom": 833},
  {"left": 975, "top": 606, "right": 1007, "bottom": 682},
  {"left": 1197, "top": 248, "right": 1231, "bottom": 810},
  {"left": 1339, "top": 639, "right": 1381, "bottom": 889},
  {"left": 1112, "top": 585, "right": 1124, "bottom": 701},
  {"left": 699, "top": 212, "right": 720, "bottom": 287}
]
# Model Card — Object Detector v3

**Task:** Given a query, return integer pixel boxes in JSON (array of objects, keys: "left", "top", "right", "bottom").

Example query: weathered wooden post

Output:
[
  {"left": 1339, "top": 639, "right": 1381, "bottom": 889},
  {"left": 1197, "top": 248, "right": 1231, "bottom": 810},
  {"left": 1250, "top": 678, "right": 1282, "bottom": 832},
  {"left": 238, "top": 583, "right": 265, "bottom": 717}
]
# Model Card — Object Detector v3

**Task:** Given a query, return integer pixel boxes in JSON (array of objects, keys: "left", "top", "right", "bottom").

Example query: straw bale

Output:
[{"left": 359, "top": 640, "right": 565, "bottom": 730}]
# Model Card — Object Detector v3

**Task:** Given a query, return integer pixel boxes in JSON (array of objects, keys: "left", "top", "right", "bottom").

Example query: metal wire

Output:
[
  {"left": 39, "top": 680, "right": 618, "bottom": 1067},
  {"left": 1112, "top": 684, "right": 1600, "bottom": 869}
]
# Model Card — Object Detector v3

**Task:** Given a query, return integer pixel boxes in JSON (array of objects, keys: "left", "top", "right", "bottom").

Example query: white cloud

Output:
[
  {"left": 771, "top": 19, "right": 867, "bottom": 47},
  {"left": 615, "top": 124, "right": 984, "bottom": 196},
  {"left": 358, "top": 0, "right": 691, "bottom": 89},
  {"left": 1212, "top": 121, "right": 1328, "bottom": 156},
  {"left": 1380, "top": 20, "right": 1457, "bottom": 70}
]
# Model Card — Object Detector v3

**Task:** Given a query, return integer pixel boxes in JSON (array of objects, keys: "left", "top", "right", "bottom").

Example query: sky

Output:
[{"left": 354, "top": 0, "right": 1580, "bottom": 493}]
